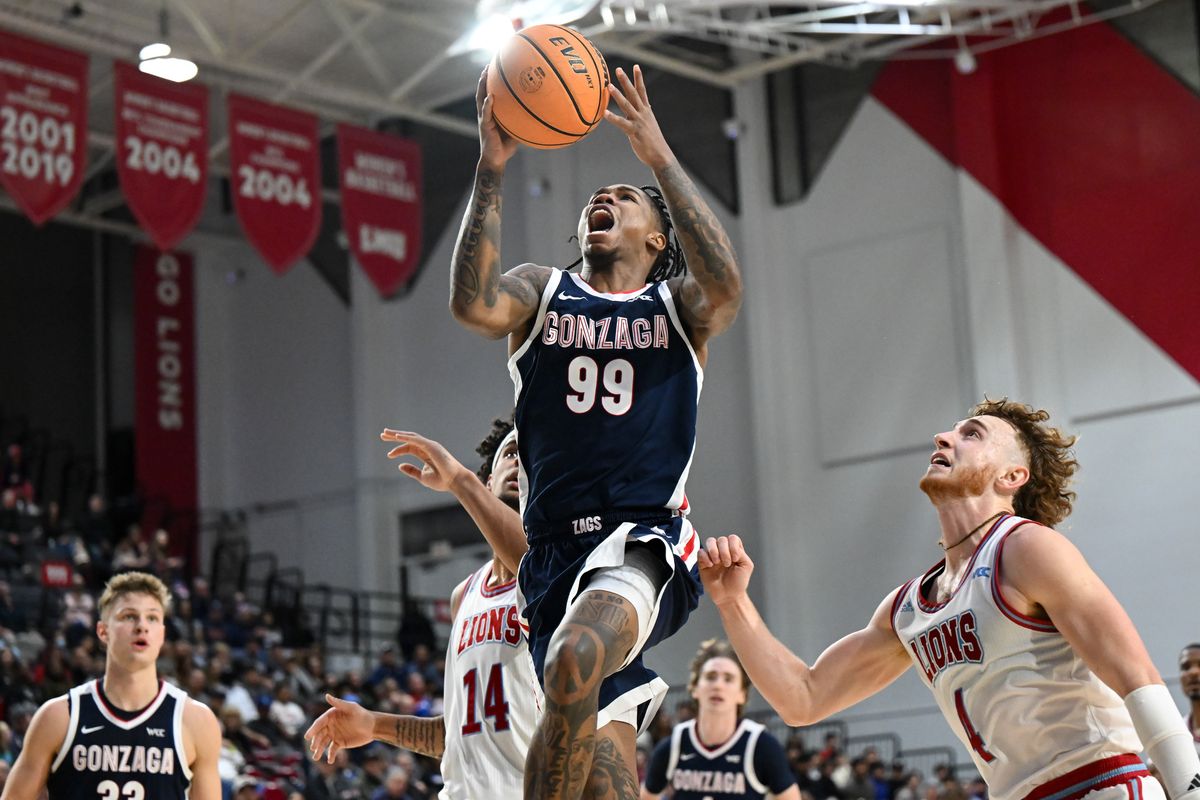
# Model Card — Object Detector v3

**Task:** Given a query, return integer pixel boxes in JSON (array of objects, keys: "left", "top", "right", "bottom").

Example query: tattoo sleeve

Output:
[
  {"left": 375, "top": 714, "right": 446, "bottom": 758},
  {"left": 653, "top": 161, "right": 743, "bottom": 324},
  {"left": 451, "top": 165, "right": 504, "bottom": 315}
]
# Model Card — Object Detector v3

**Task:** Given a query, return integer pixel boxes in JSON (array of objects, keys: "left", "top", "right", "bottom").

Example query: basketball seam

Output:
[
  {"left": 494, "top": 113, "right": 582, "bottom": 149},
  {"left": 520, "top": 28, "right": 593, "bottom": 128},
  {"left": 497, "top": 55, "right": 588, "bottom": 137},
  {"left": 553, "top": 25, "right": 607, "bottom": 124}
]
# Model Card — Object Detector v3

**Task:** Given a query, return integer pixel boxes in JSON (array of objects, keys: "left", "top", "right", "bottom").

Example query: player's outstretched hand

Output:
[
  {"left": 381, "top": 429, "right": 472, "bottom": 493},
  {"left": 604, "top": 65, "right": 674, "bottom": 171},
  {"left": 476, "top": 66, "right": 519, "bottom": 169},
  {"left": 305, "top": 694, "right": 374, "bottom": 763},
  {"left": 698, "top": 534, "right": 754, "bottom": 606}
]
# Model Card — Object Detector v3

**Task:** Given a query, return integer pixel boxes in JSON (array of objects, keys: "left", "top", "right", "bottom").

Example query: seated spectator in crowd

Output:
[
  {"left": 403, "top": 673, "right": 432, "bottom": 717},
  {"left": 220, "top": 705, "right": 272, "bottom": 759},
  {"left": 233, "top": 774, "right": 260, "bottom": 800},
  {"left": 371, "top": 766, "right": 416, "bottom": 800},
  {"left": 305, "top": 753, "right": 361, "bottom": 800},
  {"left": 62, "top": 573, "right": 96, "bottom": 645},
  {"left": 402, "top": 643, "right": 441, "bottom": 692},
  {"left": 0, "top": 582, "right": 27, "bottom": 636},
  {"left": 269, "top": 683, "right": 307, "bottom": 744},
  {"left": 367, "top": 646, "right": 406, "bottom": 689},
  {"left": 226, "top": 662, "right": 268, "bottom": 723},
  {"left": 0, "top": 721, "right": 14, "bottom": 764},
  {"left": 112, "top": 524, "right": 151, "bottom": 572},
  {"left": 149, "top": 528, "right": 185, "bottom": 582}
]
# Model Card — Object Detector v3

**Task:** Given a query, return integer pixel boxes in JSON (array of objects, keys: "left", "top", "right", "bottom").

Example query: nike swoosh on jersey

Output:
[
  {"left": 558, "top": 292, "right": 584, "bottom": 300},
  {"left": 81, "top": 725, "right": 104, "bottom": 734}
]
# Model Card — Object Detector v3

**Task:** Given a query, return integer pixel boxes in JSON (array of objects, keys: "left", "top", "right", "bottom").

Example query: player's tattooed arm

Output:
[
  {"left": 655, "top": 160, "right": 743, "bottom": 343},
  {"left": 374, "top": 713, "right": 446, "bottom": 759},
  {"left": 449, "top": 164, "right": 551, "bottom": 339}
]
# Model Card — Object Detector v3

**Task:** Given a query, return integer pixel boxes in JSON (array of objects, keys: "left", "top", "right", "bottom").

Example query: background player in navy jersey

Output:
[
  {"left": 307, "top": 418, "right": 542, "bottom": 800},
  {"left": 449, "top": 62, "right": 743, "bottom": 800},
  {"left": 698, "top": 399, "right": 1200, "bottom": 800},
  {"left": 641, "top": 639, "right": 799, "bottom": 800},
  {"left": 2, "top": 571, "right": 221, "bottom": 800}
]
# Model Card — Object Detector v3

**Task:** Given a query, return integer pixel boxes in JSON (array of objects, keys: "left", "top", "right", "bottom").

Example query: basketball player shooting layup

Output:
[
  {"left": 448, "top": 63, "right": 743, "bottom": 800},
  {"left": 699, "top": 399, "right": 1200, "bottom": 800},
  {"left": 1, "top": 572, "right": 221, "bottom": 800},
  {"left": 307, "top": 419, "right": 542, "bottom": 800}
]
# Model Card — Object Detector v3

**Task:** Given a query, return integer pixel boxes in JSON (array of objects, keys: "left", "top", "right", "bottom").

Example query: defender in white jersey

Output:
[
  {"left": 308, "top": 419, "right": 542, "bottom": 799},
  {"left": 698, "top": 399, "right": 1200, "bottom": 800}
]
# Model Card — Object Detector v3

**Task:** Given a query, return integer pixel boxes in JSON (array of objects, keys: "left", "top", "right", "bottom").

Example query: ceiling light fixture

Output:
[{"left": 139, "top": 3, "right": 198, "bottom": 82}]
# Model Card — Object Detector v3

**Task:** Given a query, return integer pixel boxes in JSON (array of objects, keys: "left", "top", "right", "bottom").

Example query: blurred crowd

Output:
[{"left": 1, "top": 441, "right": 985, "bottom": 800}]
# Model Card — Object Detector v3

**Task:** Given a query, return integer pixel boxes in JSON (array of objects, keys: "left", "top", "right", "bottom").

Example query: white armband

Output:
[{"left": 1125, "top": 684, "right": 1200, "bottom": 800}]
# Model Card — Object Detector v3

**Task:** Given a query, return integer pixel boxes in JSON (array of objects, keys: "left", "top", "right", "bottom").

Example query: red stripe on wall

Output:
[{"left": 873, "top": 17, "right": 1200, "bottom": 381}]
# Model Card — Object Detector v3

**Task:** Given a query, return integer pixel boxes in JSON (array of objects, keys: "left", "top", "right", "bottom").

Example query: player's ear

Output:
[
  {"left": 647, "top": 231, "right": 666, "bottom": 252},
  {"left": 96, "top": 619, "right": 108, "bottom": 645},
  {"left": 995, "top": 464, "right": 1029, "bottom": 495}
]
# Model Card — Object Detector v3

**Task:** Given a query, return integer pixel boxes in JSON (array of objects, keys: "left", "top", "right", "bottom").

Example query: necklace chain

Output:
[{"left": 940, "top": 511, "right": 1006, "bottom": 551}]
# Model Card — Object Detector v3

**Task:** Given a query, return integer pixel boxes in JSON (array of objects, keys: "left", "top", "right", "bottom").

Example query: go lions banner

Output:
[
  {"left": 114, "top": 62, "right": 208, "bottom": 251},
  {"left": 337, "top": 123, "right": 422, "bottom": 297},
  {"left": 133, "top": 245, "right": 197, "bottom": 522},
  {"left": 0, "top": 30, "right": 88, "bottom": 225},
  {"left": 227, "top": 93, "right": 321, "bottom": 272}
]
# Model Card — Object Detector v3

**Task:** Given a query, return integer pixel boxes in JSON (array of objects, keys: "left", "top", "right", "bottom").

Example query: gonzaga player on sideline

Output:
[
  {"left": 449, "top": 62, "right": 742, "bottom": 800},
  {"left": 1, "top": 572, "right": 220, "bottom": 800},
  {"left": 307, "top": 418, "right": 542, "bottom": 799},
  {"left": 641, "top": 639, "right": 799, "bottom": 800},
  {"left": 700, "top": 399, "right": 1200, "bottom": 800}
]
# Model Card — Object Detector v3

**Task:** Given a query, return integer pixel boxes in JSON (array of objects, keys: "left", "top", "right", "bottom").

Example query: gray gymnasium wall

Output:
[{"left": 191, "top": 40, "right": 1200, "bottom": 764}]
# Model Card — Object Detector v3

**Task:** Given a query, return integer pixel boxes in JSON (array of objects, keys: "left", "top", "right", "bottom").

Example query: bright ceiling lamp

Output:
[
  {"left": 451, "top": 0, "right": 600, "bottom": 59},
  {"left": 139, "top": 4, "right": 198, "bottom": 82}
]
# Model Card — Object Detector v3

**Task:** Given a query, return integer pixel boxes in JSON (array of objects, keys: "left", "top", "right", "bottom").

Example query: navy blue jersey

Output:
[
  {"left": 510, "top": 269, "right": 701, "bottom": 530},
  {"left": 643, "top": 719, "right": 796, "bottom": 799},
  {"left": 47, "top": 680, "right": 191, "bottom": 800}
]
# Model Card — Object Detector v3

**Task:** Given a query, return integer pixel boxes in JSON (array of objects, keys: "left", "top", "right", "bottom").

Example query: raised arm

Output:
[
  {"left": 698, "top": 535, "right": 911, "bottom": 726},
  {"left": 450, "top": 69, "right": 550, "bottom": 339},
  {"left": 381, "top": 429, "right": 527, "bottom": 573},
  {"left": 605, "top": 65, "right": 743, "bottom": 345},
  {"left": 1, "top": 698, "right": 67, "bottom": 800}
]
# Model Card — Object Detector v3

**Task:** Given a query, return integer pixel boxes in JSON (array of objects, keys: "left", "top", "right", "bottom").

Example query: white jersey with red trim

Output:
[
  {"left": 891, "top": 514, "right": 1143, "bottom": 800},
  {"left": 439, "top": 562, "right": 542, "bottom": 800}
]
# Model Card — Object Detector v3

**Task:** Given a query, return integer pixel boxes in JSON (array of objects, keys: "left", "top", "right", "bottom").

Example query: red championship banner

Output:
[
  {"left": 114, "top": 62, "right": 208, "bottom": 251},
  {"left": 133, "top": 246, "right": 197, "bottom": 525},
  {"left": 227, "top": 93, "right": 321, "bottom": 272},
  {"left": 337, "top": 124, "right": 423, "bottom": 297},
  {"left": 0, "top": 30, "right": 88, "bottom": 225}
]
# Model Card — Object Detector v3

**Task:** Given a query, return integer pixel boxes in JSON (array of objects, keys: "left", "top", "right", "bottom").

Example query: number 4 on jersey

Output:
[
  {"left": 955, "top": 688, "right": 996, "bottom": 763},
  {"left": 461, "top": 663, "right": 510, "bottom": 736}
]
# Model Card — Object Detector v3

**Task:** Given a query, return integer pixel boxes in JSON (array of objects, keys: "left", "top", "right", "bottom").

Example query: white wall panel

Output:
[{"left": 806, "top": 226, "right": 966, "bottom": 463}]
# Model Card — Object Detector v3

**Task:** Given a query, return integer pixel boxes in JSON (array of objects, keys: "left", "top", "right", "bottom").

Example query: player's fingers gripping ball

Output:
[{"left": 487, "top": 24, "right": 610, "bottom": 149}]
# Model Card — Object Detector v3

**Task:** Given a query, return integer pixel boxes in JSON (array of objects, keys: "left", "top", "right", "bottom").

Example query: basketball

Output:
[{"left": 487, "top": 24, "right": 610, "bottom": 150}]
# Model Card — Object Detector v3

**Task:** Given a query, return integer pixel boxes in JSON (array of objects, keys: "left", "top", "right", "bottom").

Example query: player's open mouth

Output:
[
  {"left": 587, "top": 207, "right": 615, "bottom": 233},
  {"left": 930, "top": 454, "right": 951, "bottom": 468},
  {"left": 133, "top": 639, "right": 149, "bottom": 649}
]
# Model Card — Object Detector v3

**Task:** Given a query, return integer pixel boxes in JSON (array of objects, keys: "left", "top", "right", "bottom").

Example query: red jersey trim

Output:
[
  {"left": 1022, "top": 754, "right": 1148, "bottom": 800},
  {"left": 991, "top": 520, "right": 1058, "bottom": 633},
  {"left": 478, "top": 564, "right": 517, "bottom": 597},
  {"left": 916, "top": 514, "right": 1010, "bottom": 613}
]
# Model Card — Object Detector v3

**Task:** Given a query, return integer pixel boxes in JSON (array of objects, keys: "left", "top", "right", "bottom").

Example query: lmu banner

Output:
[
  {"left": 0, "top": 30, "right": 88, "bottom": 225},
  {"left": 133, "top": 246, "right": 197, "bottom": 521},
  {"left": 114, "top": 62, "right": 209, "bottom": 251},
  {"left": 227, "top": 93, "right": 321, "bottom": 272},
  {"left": 337, "top": 124, "right": 422, "bottom": 297}
]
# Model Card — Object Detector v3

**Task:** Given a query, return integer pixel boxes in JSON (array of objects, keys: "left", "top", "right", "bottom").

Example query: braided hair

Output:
[
  {"left": 566, "top": 185, "right": 688, "bottom": 281},
  {"left": 640, "top": 185, "right": 687, "bottom": 282}
]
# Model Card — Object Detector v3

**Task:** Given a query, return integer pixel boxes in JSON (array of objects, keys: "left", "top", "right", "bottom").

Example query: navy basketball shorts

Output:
[{"left": 517, "top": 513, "right": 703, "bottom": 734}]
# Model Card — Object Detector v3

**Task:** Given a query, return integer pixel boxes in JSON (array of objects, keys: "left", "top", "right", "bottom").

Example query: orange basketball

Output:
[{"left": 487, "top": 24, "right": 610, "bottom": 150}]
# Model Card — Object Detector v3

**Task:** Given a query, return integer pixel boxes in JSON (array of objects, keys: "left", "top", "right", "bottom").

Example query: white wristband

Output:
[{"left": 1125, "top": 684, "right": 1200, "bottom": 800}]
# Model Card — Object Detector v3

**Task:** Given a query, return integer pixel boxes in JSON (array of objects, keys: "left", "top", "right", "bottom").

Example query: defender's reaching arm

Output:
[{"left": 699, "top": 535, "right": 911, "bottom": 727}]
